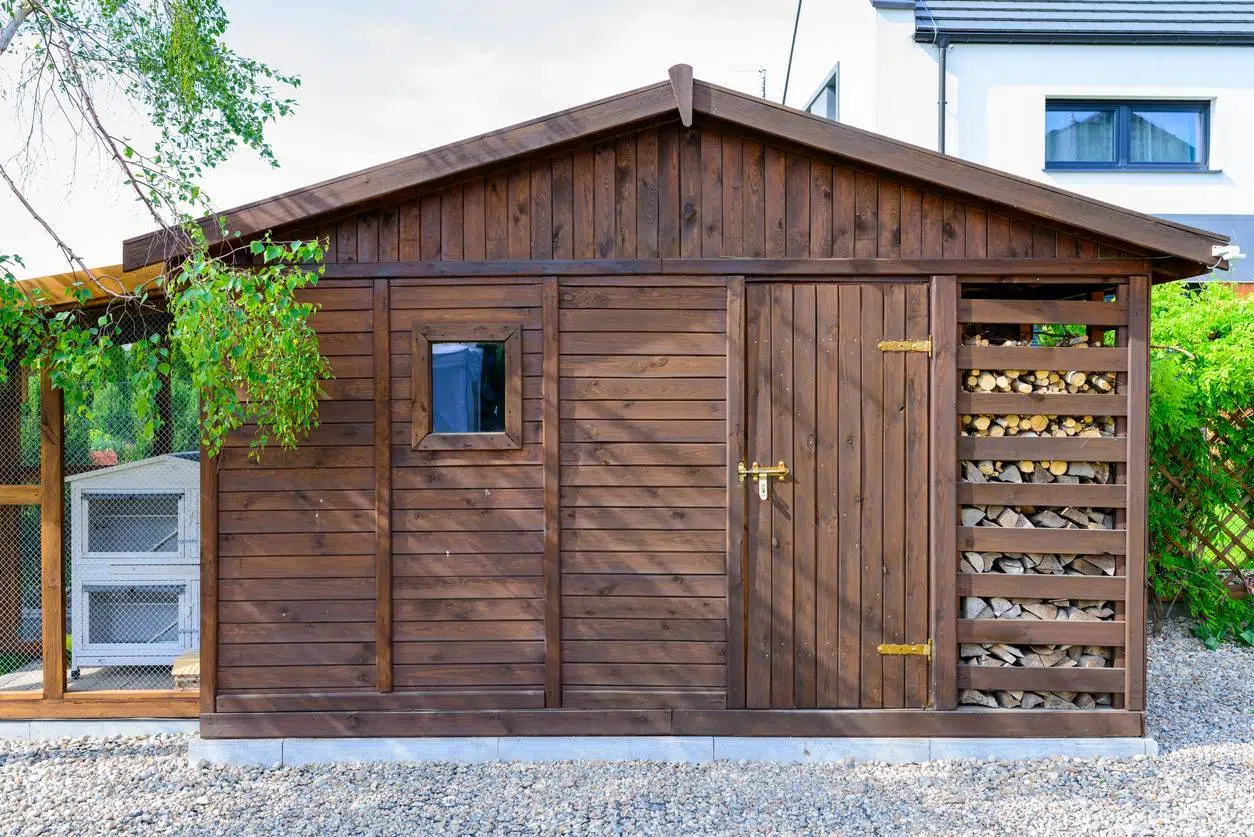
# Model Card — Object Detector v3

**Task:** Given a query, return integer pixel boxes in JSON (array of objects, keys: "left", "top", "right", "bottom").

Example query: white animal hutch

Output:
[{"left": 66, "top": 453, "right": 200, "bottom": 676}]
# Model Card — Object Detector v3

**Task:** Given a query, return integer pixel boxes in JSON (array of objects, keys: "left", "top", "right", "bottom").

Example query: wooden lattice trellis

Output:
[{"left": 1154, "top": 409, "right": 1254, "bottom": 598}]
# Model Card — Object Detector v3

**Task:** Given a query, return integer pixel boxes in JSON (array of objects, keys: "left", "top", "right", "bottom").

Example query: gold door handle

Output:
[{"left": 737, "top": 461, "right": 789, "bottom": 500}]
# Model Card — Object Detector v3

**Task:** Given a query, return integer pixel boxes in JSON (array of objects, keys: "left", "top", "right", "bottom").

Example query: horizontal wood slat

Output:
[
  {"left": 199, "top": 707, "right": 1148, "bottom": 738},
  {"left": 957, "top": 665, "right": 1126, "bottom": 693},
  {"left": 957, "top": 482, "right": 1127, "bottom": 507},
  {"left": 0, "top": 485, "right": 40, "bottom": 505},
  {"left": 957, "top": 619, "right": 1126, "bottom": 645},
  {"left": 958, "top": 392, "right": 1127, "bottom": 416},
  {"left": 957, "top": 574, "right": 1126, "bottom": 600},
  {"left": 958, "top": 346, "right": 1128, "bottom": 372},
  {"left": 958, "top": 436, "right": 1126, "bottom": 462},
  {"left": 959, "top": 526, "right": 1126, "bottom": 554},
  {"left": 957, "top": 299, "right": 1127, "bottom": 326}
]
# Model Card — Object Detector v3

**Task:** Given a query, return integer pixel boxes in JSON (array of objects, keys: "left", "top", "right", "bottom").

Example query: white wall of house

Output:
[
  {"left": 797, "top": 6, "right": 1254, "bottom": 217},
  {"left": 791, "top": 1, "right": 1254, "bottom": 276},
  {"left": 947, "top": 43, "right": 1254, "bottom": 217}
]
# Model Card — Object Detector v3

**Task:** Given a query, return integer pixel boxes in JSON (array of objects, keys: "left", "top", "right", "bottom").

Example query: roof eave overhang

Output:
[
  {"left": 913, "top": 30, "right": 1254, "bottom": 46},
  {"left": 122, "top": 72, "right": 1227, "bottom": 277}
]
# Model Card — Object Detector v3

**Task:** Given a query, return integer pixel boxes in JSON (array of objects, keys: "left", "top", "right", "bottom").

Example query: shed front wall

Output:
[{"left": 203, "top": 118, "right": 1150, "bottom": 738}]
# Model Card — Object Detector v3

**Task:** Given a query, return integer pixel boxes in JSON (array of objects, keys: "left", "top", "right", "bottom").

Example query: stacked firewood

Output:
[
  {"left": 959, "top": 645, "right": 1115, "bottom": 710},
  {"left": 956, "top": 336, "right": 1119, "bottom": 709}
]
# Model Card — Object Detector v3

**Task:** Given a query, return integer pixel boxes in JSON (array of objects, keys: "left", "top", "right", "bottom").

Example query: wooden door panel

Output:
[{"left": 743, "top": 281, "right": 929, "bottom": 710}]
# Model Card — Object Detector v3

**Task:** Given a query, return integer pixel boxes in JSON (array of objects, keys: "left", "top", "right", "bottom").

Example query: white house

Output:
[{"left": 790, "top": 0, "right": 1254, "bottom": 279}]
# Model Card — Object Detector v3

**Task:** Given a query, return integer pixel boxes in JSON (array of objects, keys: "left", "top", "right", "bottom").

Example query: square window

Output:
[
  {"left": 431, "top": 341, "right": 506, "bottom": 433},
  {"left": 412, "top": 323, "right": 522, "bottom": 450}
]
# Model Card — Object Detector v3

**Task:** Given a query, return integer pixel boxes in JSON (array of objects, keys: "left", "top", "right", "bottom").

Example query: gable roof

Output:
[
  {"left": 907, "top": 1, "right": 1254, "bottom": 45},
  {"left": 122, "top": 67, "right": 1227, "bottom": 273}
]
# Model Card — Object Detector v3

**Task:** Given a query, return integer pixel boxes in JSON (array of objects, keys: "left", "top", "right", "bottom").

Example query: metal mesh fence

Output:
[
  {"left": 0, "top": 369, "right": 42, "bottom": 693},
  {"left": 62, "top": 320, "right": 202, "bottom": 693}
]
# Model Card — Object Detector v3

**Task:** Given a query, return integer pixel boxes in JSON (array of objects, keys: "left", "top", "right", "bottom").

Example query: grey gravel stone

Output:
[{"left": 0, "top": 619, "right": 1250, "bottom": 836}]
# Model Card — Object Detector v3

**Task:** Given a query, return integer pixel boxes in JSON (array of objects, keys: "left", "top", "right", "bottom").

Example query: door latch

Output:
[
  {"left": 877, "top": 338, "right": 932, "bottom": 355},
  {"left": 737, "top": 461, "right": 790, "bottom": 500}
]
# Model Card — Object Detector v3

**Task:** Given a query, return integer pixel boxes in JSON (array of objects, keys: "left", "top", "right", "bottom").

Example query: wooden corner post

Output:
[
  {"left": 39, "top": 370, "right": 64, "bottom": 701},
  {"left": 1124, "top": 274, "right": 1150, "bottom": 712},
  {"left": 928, "top": 275, "right": 958, "bottom": 710},
  {"left": 542, "top": 276, "right": 562, "bottom": 707}
]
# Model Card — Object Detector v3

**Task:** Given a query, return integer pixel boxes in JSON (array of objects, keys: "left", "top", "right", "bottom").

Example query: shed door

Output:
[{"left": 742, "top": 282, "right": 930, "bottom": 709}]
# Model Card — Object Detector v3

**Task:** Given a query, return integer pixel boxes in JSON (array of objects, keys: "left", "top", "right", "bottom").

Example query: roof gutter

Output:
[{"left": 913, "top": 31, "right": 1254, "bottom": 46}]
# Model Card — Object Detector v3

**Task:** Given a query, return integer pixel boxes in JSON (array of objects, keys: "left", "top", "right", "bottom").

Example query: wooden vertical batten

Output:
[
  {"left": 374, "top": 278, "right": 393, "bottom": 692},
  {"left": 928, "top": 275, "right": 959, "bottom": 711},
  {"left": 40, "top": 371, "right": 64, "bottom": 701}
]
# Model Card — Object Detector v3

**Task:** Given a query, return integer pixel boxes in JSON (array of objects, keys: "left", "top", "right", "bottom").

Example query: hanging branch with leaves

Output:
[{"left": 0, "top": 0, "right": 330, "bottom": 456}]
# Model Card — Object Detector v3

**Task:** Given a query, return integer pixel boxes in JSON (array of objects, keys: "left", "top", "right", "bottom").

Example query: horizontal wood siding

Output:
[
  {"left": 559, "top": 277, "right": 728, "bottom": 709},
  {"left": 286, "top": 124, "right": 1134, "bottom": 268},
  {"left": 218, "top": 279, "right": 377, "bottom": 693},
  {"left": 390, "top": 281, "right": 545, "bottom": 707}
]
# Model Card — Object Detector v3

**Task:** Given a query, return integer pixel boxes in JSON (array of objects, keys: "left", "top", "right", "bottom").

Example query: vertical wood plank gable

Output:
[
  {"left": 441, "top": 185, "right": 465, "bottom": 261},
  {"left": 594, "top": 143, "right": 616, "bottom": 259},
  {"left": 616, "top": 136, "right": 638, "bottom": 258},
  {"left": 784, "top": 154, "right": 810, "bottom": 259},
  {"left": 657, "top": 127, "right": 681, "bottom": 259},
  {"left": 486, "top": 174, "right": 509, "bottom": 260},
  {"left": 764, "top": 146, "right": 786, "bottom": 258},
  {"left": 550, "top": 156, "right": 574, "bottom": 260},
  {"left": 877, "top": 181, "right": 901, "bottom": 259},
  {"left": 743, "top": 140, "right": 766, "bottom": 259},
  {"left": 636, "top": 130, "right": 661, "bottom": 259},
  {"left": 700, "top": 130, "right": 723, "bottom": 257},
  {"left": 357, "top": 212, "right": 379, "bottom": 263},
  {"left": 509, "top": 167, "right": 532, "bottom": 260},
  {"left": 530, "top": 164, "right": 553, "bottom": 261},
  {"left": 809, "top": 161, "right": 833, "bottom": 259},
  {"left": 833, "top": 167, "right": 856, "bottom": 258},
  {"left": 679, "top": 128, "right": 702, "bottom": 258},
  {"left": 462, "top": 179, "right": 487, "bottom": 261},
  {"left": 721, "top": 136, "right": 744, "bottom": 258},
  {"left": 853, "top": 172, "right": 878, "bottom": 258},
  {"left": 419, "top": 194, "right": 442, "bottom": 260},
  {"left": 378, "top": 208, "right": 399, "bottom": 262}
]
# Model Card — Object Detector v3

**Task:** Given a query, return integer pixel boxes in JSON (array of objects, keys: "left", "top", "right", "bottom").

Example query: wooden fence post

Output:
[{"left": 40, "top": 369, "right": 64, "bottom": 700}]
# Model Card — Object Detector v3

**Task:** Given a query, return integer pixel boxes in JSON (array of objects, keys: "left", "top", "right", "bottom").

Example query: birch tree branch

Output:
[{"left": 0, "top": 1, "right": 35, "bottom": 56}]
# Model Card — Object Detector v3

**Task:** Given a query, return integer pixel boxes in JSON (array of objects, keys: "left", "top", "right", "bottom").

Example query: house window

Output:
[
  {"left": 411, "top": 323, "right": 522, "bottom": 450},
  {"left": 1045, "top": 100, "right": 1209, "bottom": 171},
  {"left": 805, "top": 65, "right": 839, "bottom": 121}
]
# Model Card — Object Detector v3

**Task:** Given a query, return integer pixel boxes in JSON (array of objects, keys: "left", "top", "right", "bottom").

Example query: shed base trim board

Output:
[
  {"left": 187, "top": 735, "right": 1158, "bottom": 766},
  {"left": 199, "top": 709, "right": 1145, "bottom": 739},
  {"left": 0, "top": 719, "right": 200, "bottom": 742}
]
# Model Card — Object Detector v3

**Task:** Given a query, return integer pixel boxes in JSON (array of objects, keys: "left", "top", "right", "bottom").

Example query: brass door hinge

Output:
[
  {"left": 877, "top": 639, "right": 932, "bottom": 658},
  {"left": 877, "top": 338, "right": 932, "bottom": 355}
]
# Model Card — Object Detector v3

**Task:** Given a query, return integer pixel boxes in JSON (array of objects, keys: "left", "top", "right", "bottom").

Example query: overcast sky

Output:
[{"left": 1, "top": 0, "right": 848, "bottom": 278}]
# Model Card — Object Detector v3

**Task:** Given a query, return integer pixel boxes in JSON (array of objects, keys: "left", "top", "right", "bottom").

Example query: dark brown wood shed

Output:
[{"left": 124, "top": 66, "right": 1226, "bottom": 739}]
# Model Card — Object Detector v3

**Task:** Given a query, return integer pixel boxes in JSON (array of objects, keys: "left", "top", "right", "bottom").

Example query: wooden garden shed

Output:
[{"left": 122, "top": 67, "right": 1228, "bottom": 740}]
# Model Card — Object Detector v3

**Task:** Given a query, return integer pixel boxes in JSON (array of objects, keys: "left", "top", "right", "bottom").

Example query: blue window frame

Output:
[{"left": 1045, "top": 100, "right": 1210, "bottom": 172}]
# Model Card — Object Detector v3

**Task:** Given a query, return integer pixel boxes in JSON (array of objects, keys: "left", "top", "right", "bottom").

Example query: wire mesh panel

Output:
[
  {"left": 62, "top": 324, "right": 202, "bottom": 693},
  {"left": 0, "top": 369, "right": 42, "bottom": 693}
]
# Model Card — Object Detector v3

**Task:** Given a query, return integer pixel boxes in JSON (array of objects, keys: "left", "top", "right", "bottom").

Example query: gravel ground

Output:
[{"left": 2, "top": 620, "right": 1251, "bottom": 836}]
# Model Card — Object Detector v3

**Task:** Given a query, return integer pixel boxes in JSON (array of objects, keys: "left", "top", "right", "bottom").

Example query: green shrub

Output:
[{"left": 1149, "top": 281, "right": 1254, "bottom": 647}]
